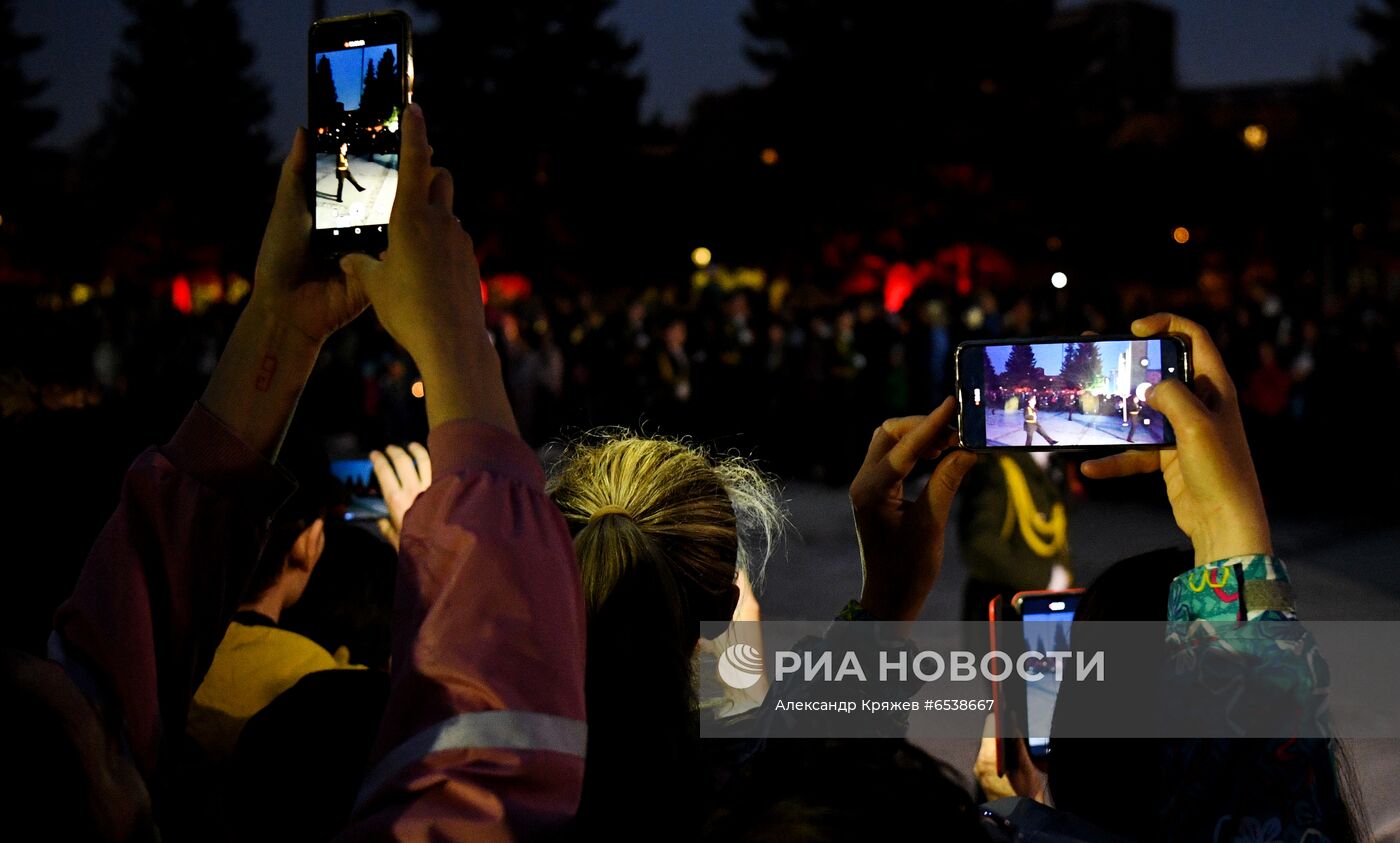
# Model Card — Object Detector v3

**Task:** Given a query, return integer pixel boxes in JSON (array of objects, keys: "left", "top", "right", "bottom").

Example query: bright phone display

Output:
[
  {"left": 309, "top": 11, "right": 412, "bottom": 258},
  {"left": 1014, "top": 590, "right": 1082, "bottom": 757},
  {"left": 957, "top": 335, "right": 1189, "bottom": 451}
]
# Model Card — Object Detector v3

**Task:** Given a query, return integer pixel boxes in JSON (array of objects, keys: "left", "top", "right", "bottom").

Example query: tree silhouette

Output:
[
  {"left": 311, "top": 54, "right": 340, "bottom": 129},
  {"left": 0, "top": 0, "right": 56, "bottom": 165},
  {"left": 373, "top": 48, "right": 398, "bottom": 125},
  {"left": 354, "top": 48, "right": 399, "bottom": 130},
  {"left": 1003, "top": 344, "right": 1038, "bottom": 389},
  {"left": 1355, "top": 0, "right": 1400, "bottom": 91},
  {"left": 361, "top": 56, "right": 377, "bottom": 120},
  {"left": 408, "top": 0, "right": 646, "bottom": 282},
  {"left": 719, "top": 0, "right": 1070, "bottom": 259},
  {"left": 1059, "top": 345, "right": 1079, "bottom": 386},
  {"left": 88, "top": 0, "right": 273, "bottom": 275},
  {"left": 1071, "top": 341, "right": 1104, "bottom": 391},
  {"left": 1346, "top": 0, "right": 1400, "bottom": 233},
  {"left": 0, "top": 0, "right": 59, "bottom": 267}
]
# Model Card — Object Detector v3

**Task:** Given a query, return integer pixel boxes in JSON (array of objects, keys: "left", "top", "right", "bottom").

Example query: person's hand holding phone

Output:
[
  {"left": 849, "top": 397, "right": 978, "bottom": 623},
  {"left": 975, "top": 714, "right": 1047, "bottom": 803},
  {"left": 200, "top": 129, "right": 370, "bottom": 459},
  {"left": 1082, "top": 313, "right": 1272, "bottom": 565},
  {"left": 339, "top": 105, "right": 516, "bottom": 435},
  {"left": 249, "top": 128, "right": 370, "bottom": 346},
  {"left": 370, "top": 443, "right": 431, "bottom": 550}
]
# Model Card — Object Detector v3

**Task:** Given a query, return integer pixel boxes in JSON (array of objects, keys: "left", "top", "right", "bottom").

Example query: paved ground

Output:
[
  {"left": 757, "top": 478, "right": 1400, "bottom": 838},
  {"left": 985, "top": 408, "right": 1166, "bottom": 447},
  {"left": 314, "top": 153, "right": 398, "bottom": 231}
]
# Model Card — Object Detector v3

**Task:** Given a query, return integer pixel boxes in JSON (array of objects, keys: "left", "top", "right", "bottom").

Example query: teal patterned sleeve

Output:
[
  {"left": 1167, "top": 553, "right": 1295, "bottom": 623},
  {"left": 1160, "top": 556, "right": 1350, "bottom": 842},
  {"left": 1165, "top": 555, "right": 1322, "bottom": 735}
]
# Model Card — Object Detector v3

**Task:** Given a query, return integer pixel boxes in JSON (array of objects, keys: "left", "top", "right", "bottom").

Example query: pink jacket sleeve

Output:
[
  {"left": 51, "top": 403, "right": 295, "bottom": 783},
  {"left": 342, "top": 421, "right": 587, "bottom": 840}
]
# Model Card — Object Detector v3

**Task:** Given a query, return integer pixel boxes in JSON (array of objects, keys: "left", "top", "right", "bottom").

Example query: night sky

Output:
[{"left": 16, "top": 0, "right": 1375, "bottom": 153}]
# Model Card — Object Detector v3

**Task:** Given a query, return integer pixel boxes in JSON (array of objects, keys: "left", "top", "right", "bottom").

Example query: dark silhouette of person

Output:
[
  {"left": 1125, "top": 393, "right": 1143, "bottom": 443},
  {"left": 336, "top": 142, "right": 366, "bottom": 202}
]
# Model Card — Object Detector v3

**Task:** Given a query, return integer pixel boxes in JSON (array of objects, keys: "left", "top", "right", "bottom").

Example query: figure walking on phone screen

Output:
[
  {"left": 1124, "top": 393, "right": 1142, "bottom": 443},
  {"left": 1024, "top": 394, "right": 1058, "bottom": 446},
  {"left": 336, "top": 142, "right": 366, "bottom": 202}
]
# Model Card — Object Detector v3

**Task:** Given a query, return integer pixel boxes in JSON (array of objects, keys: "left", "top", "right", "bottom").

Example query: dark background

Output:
[{"left": 1, "top": 0, "right": 1398, "bottom": 648}]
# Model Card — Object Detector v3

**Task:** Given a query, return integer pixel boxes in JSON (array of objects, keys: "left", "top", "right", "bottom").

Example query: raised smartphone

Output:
[
  {"left": 957, "top": 335, "right": 1190, "bottom": 451},
  {"left": 309, "top": 10, "right": 413, "bottom": 259}
]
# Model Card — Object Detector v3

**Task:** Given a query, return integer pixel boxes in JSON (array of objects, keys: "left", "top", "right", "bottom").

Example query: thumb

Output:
[
  {"left": 1145, "top": 379, "right": 1210, "bottom": 438},
  {"left": 921, "top": 449, "right": 977, "bottom": 526},
  {"left": 339, "top": 252, "right": 381, "bottom": 287}
]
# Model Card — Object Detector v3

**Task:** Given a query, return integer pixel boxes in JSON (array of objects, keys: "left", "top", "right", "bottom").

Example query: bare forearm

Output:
[
  {"left": 201, "top": 302, "right": 321, "bottom": 460},
  {"left": 415, "top": 332, "right": 518, "bottom": 436}
]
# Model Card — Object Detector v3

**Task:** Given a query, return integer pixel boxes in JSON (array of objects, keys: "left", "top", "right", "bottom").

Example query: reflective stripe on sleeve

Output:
[{"left": 355, "top": 710, "right": 587, "bottom": 809}]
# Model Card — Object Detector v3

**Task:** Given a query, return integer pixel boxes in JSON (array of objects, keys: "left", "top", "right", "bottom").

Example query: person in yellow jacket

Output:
[
  {"left": 335, "top": 142, "right": 366, "bottom": 202},
  {"left": 956, "top": 451, "right": 1072, "bottom": 621},
  {"left": 187, "top": 491, "right": 361, "bottom": 763},
  {"left": 1022, "top": 394, "right": 1058, "bottom": 446}
]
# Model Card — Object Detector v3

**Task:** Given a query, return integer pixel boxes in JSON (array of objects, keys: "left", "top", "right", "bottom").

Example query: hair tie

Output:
[{"left": 589, "top": 505, "right": 633, "bottom": 523}]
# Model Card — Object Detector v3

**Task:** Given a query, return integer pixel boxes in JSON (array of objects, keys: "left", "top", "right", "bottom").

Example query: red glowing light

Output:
[
  {"left": 171, "top": 275, "right": 193, "bottom": 315},
  {"left": 884, "top": 262, "right": 916, "bottom": 314},
  {"left": 485, "top": 273, "right": 533, "bottom": 303}
]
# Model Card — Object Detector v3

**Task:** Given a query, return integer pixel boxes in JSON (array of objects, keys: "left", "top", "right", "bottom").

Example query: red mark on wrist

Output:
[{"left": 255, "top": 352, "right": 278, "bottom": 392}]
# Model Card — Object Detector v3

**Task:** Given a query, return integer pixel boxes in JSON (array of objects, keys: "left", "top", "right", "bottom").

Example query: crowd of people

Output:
[
  {"left": 4, "top": 198, "right": 1399, "bottom": 499},
  {"left": 0, "top": 104, "right": 1379, "bottom": 841}
]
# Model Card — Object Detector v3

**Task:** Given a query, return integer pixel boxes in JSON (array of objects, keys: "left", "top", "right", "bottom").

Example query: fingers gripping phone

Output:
[
  {"left": 309, "top": 10, "right": 413, "bottom": 259},
  {"left": 956, "top": 335, "right": 1190, "bottom": 451}
]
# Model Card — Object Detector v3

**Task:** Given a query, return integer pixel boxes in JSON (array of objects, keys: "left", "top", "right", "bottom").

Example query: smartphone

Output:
[
  {"left": 990, "top": 589, "right": 1084, "bottom": 772},
  {"left": 1013, "top": 590, "right": 1082, "bottom": 759},
  {"left": 956, "top": 335, "right": 1190, "bottom": 451},
  {"left": 330, "top": 458, "right": 389, "bottom": 522},
  {"left": 988, "top": 594, "right": 1014, "bottom": 777},
  {"left": 309, "top": 10, "right": 413, "bottom": 259}
]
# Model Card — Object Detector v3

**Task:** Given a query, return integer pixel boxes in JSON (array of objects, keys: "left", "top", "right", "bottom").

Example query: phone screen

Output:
[
  {"left": 957, "top": 336, "right": 1187, "bottom": 450},
  {"left": 330, "top": 458, "right": 388, "bottom": 521},
  {"left": 309, "top": 14, "right": 409, "bottom": 250},
  {"left": 1016, "top": 592, "right": 1081, "bottom": 757}
]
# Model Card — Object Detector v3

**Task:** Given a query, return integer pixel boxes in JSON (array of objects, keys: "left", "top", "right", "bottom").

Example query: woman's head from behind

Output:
[
  {"left": 547, "top": 434, "right": 782, "bottom": 825},
  {"left": 552, "top": 437, "right": 742, "bottom": 633}
]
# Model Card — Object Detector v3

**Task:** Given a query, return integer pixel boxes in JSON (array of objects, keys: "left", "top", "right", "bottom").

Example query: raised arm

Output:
[
  {"left": 339, "top": 105, "right": 587, "bottom": 837},
  {"left": 848, "top": 396, "right": 977, "bottom": 625},
  {"left": 1083, "top": 314, "right": 1354, "bottom": 841},
  {"left": 1081, "top": 313, "right": 1271, "bottom": 566},
  {"left": 52, "top": 128, "right": 369, "bottom": 785}
]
